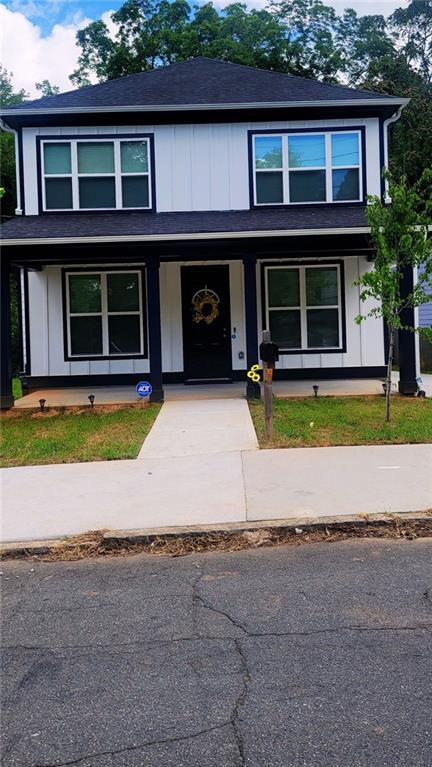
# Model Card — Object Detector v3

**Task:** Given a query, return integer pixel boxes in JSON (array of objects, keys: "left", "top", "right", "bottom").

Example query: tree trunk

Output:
[{"left": 386, "top": 324, "right": 395, "bottom": 423}]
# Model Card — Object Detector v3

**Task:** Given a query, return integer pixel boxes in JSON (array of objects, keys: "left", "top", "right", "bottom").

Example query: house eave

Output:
[
  {"left": 1, "top": 226, "right": 371, "bottom": 247},
  {"left": 0, "top": 98, "right": 409, "bottom": 118}
]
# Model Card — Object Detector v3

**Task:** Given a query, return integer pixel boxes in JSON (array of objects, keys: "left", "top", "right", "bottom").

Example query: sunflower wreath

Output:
[{"left": 191, "top": 288, "right": 220, "bottom": 325}]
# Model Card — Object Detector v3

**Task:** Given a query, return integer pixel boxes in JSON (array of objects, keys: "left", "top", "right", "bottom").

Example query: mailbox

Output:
[{"left": 259, "top": 341, "right": 279, "bottom": 364}]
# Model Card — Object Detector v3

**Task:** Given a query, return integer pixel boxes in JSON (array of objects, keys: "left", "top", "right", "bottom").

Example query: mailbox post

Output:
[{"left": 259, "top": 330, "right": 279, "bottom": 441}]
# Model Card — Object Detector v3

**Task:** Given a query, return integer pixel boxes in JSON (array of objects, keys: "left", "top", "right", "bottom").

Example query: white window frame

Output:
[
  {"left": 252, "top": 130, "right": 363, "bottom": 206},
  {"left": 264, "top": 263, "right": 343, "bottom": 351},
  {"left": 65, "top": 270, "right": 145, "bottom": 358},
  {"left": 41, "top": 138, "right": 152, "bottom": 212}
]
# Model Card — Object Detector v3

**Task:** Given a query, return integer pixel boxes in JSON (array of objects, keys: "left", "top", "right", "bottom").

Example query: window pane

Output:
[
  {"left": 269, "top": 310, "right": 301, "bottom": 348},
  {"left": 77, "top": 142, "right": 114, "bottom": 173},
  {"left": 79, "top": 177, "right": 116, "bottom": 208},
  {"left": 307, "top": 309, "right": 339, "bottom": 347},
  {"left": 45, "top": 178, "right": 72, "bottom": 209},
  {"left": 289, "top": 170, "right": 326, "bottom": 202},
  {"left": 108, "top": 315, "right": 141, "bottom": 354},
  {"left": 288, "top": 135, "right": 325, "bottom": 168},
  {"left": 121, "top": 141, "right": 148, "bottom": 173},
  {"left": 70, "top": 316, "right": 102, "bottom": 356},
  {"left": 332, "top": 169, "right": 360, "bottom": 201},
  {"left": 255, "top": 136, "right": 283, "bottom": 169},
  {"left": 268, "top": 269, "right": 300, "bottom": 307},
  {"left": 331, "top": 133, "right": 359, "bottom": 167},
  {"left": 256, "top": 172, "right": 283, "bottom": 204},
  {"left": 107, "top": 273, "right": 139, "bottom": 312},
  {"left": 306, "top": 267, "right": 338, "bottom": 306},
  {"left": 121, "top": 176, "right": 149, "bottom": 208},
  {"left": 44, "top": 143, "right": 71, "bottom": 174},
  {"left": 69, "top": 274, "right": 101, "bottom": 313}
]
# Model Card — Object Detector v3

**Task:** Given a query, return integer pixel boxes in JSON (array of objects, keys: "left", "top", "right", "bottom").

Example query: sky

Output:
[{"left": 1, "top": 0, "right": 407, "bottom": 98}]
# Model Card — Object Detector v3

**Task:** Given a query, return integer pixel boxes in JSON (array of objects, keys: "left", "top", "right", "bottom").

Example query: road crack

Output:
[{"left": 33, "top": 722, "right": 232, "bottom": 767}]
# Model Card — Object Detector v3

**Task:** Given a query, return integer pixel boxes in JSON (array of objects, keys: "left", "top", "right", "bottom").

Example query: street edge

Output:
[{"left": 1, "top": 510, "right": 431, "bottom": 558}]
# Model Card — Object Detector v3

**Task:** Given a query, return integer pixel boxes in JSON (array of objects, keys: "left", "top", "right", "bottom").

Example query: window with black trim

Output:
[
  {"left": 42, "top": 138, "right": 152, "bottom": 211},
  {"left": 264, "top": 264, "right": 343, "bottom": 351},
  {"left": 65, "top": 270, "right": 146, "bottom": 359},
  {"left": 252, "top": 131, "right": 362, "bottom": 206}
]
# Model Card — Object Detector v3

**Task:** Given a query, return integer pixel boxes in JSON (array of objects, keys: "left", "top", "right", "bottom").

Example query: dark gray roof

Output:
[
  {"left": 2, "top": 58, "right": 402, "bottom": 113},
  {"left": 1, "top": 206, "right": 368, "bottom": 243}
]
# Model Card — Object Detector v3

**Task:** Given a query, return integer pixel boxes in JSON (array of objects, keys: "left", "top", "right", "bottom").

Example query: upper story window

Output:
[
  {"left": 252, "top": 130, "right": 362, "bottom": 206},
  {"left": 41, "top": 137, "right": 152, "bottom": 211}
]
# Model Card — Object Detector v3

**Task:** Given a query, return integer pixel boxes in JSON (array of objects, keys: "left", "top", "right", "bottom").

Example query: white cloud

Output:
[
  {"left": 215, "top": 0, "right": 404, "bottom": 16},
  {"left": 0, "top": 4, "right": 116, "bottom": 98}
]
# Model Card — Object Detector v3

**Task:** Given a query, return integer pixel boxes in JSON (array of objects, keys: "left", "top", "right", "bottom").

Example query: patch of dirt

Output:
[{"left": 2, "top": 515, "right": 431, "bottom": 562}]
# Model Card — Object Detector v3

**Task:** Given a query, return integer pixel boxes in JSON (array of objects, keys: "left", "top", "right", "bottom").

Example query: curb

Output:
[{"left": 1, "top": 510, "right": 431, "bottom": 558}]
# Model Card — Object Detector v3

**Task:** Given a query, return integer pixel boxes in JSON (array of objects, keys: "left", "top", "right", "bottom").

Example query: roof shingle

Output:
[
  {"left": 3, "top": 58, "right": 401, "bottom": 113},
  {"left": 1, "top": 206, "right": 368, "bottom": 242}
]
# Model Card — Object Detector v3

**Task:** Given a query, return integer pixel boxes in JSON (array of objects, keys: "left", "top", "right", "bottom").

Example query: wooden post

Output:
[{"left": 262, "top": 329, "right": 273, "bottom": 441}]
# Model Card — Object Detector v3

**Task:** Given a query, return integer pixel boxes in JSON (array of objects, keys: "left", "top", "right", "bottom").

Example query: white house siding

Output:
[
  {"left": 22, "top": 118, "right": 380, "bottom": 215},
  {"left": 27, "top": 256, "right": 383, "bottom": 378}
]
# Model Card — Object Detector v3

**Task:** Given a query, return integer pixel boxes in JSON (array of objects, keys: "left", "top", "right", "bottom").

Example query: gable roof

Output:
[{"left": 1, "top": 57, "right": 407, "bottom": 116}]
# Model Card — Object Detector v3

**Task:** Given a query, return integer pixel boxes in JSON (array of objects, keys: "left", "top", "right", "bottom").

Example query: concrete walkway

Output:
[
  {"left": 138, "top": 398, "right": 258, "bottom": 458},
  {"left": 1, "top": 440, "right": 431, "bottom": 544}
]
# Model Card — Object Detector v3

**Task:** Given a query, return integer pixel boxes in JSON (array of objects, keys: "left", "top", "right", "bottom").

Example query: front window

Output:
[
  {"left": 253, "top": 131, "right": 362, "bottom": 206},
  {"left": 264, "top": 264, "right": 343, "bottom": 351},
  {"left": 65, "top": 270, "right": 146, "bottom": 358},
  {"left": 42, "top": 137, "right": 152, "bottom": 211}
]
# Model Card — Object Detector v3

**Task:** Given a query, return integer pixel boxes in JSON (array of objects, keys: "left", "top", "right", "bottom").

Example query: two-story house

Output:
[{"left": 0, "top": 57, "right": 418, "bottom": 408}]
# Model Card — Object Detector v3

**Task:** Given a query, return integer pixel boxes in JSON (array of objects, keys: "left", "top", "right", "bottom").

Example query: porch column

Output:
[
  {"left": 398, "top": 265, "right": 418, "bottom": 395},
  {"left": 1, "top": 255, "right": 14, "bottom": 409},
  {"left": 243, "top": 256, "right": 260, "bottom": 400},
  {"left": 146, "top": 257, "right": 164, "bottom": 403}
]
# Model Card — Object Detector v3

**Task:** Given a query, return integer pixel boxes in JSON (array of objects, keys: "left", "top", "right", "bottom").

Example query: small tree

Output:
[{"left": 355, "top": 169, "right": 432, "bottom": 422}]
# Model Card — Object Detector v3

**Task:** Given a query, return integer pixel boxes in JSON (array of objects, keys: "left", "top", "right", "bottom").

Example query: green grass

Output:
[
  {"left": 12, "top": 378, "right": 22, "bottom": 399},
  {"left": 0, "top": 404, "right": 160, "bottom": 468},
  {"left": 249, "top": 395, "right": 432, "bottom": 448}
]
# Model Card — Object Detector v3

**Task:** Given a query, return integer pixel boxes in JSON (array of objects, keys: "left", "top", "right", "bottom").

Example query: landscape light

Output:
[
  {"left": 312, "top": 385, "right": 319, "bottom": 397},
  {"left": 39, "top": 398, "right": 46, "bottom": 412},
  {"left": 88, "top": 394, "right": 95, "bottom": 408}
]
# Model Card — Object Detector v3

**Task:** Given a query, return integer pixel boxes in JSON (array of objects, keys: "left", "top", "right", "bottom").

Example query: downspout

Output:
[
  {"left": 0, "top": 119, "right": 23, "bottom": 215},
  {"left": 382, "top": 105, "right": 407, "bottom": 203}
]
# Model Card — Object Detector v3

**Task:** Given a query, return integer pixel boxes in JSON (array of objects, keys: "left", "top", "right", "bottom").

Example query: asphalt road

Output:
[{"left": 1, "top": 539, "right": 431, "bottom": 767}]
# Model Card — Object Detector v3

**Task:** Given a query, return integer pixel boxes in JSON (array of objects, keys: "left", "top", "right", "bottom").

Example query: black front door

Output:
[{"left": 181, "top": 265, "right": 232, "bottom": 381}]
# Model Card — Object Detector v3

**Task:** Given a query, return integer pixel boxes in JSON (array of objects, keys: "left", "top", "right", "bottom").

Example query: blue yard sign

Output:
[{"left": 136, "top": 381, "right": 152, "bottom": 398}]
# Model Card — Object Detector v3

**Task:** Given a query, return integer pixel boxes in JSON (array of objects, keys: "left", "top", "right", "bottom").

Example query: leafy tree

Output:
[
  {"left": 0, "top": 64, "right": 28, "bottom": 106},
  {"left": 390, "top": 0, "right": 432, "bottom": 84},
  {"left": 35, "top": 80, "right": 60, "bottom": 97},
  {"left": 0, "top": 66, "right": 28, "bottom": 217},
  {"left": 67, "top": 0, "right": 431, "bottom": 184},
  {"left": 0, "top": 67, "right": 28, "bottom": 377},
  {"left": 270, "top": 0, "right": 343, "bottom": 82},
  {"left": 355, "top": 170, "right": 432, "bottom": 422}
]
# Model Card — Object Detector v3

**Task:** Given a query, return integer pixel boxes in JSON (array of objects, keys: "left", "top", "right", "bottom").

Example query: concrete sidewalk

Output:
[{"left": 1, "top": 443, "right": 431, "bottom": 544}]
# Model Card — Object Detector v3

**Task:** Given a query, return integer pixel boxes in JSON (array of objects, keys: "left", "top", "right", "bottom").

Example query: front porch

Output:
[
  {"left": 1, "top": 226, "right": 420, "bottom": 409},
  {"left": 13, "top": 373, "right": 431, "bottom": 409}
]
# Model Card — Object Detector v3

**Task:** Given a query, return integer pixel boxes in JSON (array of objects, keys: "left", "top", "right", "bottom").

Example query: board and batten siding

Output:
[
  {"left": 27, "top": 257, "right": 384, "bottom": 377},
  {"left": 22, "top": 118, "right": 380, "bottom": 215}
]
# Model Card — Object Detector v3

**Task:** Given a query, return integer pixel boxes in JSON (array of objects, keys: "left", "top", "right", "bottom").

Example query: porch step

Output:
[{"left": 184, "top": 377, "right": 233, "bottom": 385}]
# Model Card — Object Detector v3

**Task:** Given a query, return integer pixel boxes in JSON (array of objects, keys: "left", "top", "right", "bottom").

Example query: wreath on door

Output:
[{"left": 191, "top": 287, "right": 220, "bottom": 325}]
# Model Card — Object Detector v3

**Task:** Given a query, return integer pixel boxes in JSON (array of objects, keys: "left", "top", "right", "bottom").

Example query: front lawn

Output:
[
  {"left": 249, "top": 396, "right": 432, "bottom": 448},
  {"left": 0, "top": 404, "right": 160, "bottom": 468}
]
